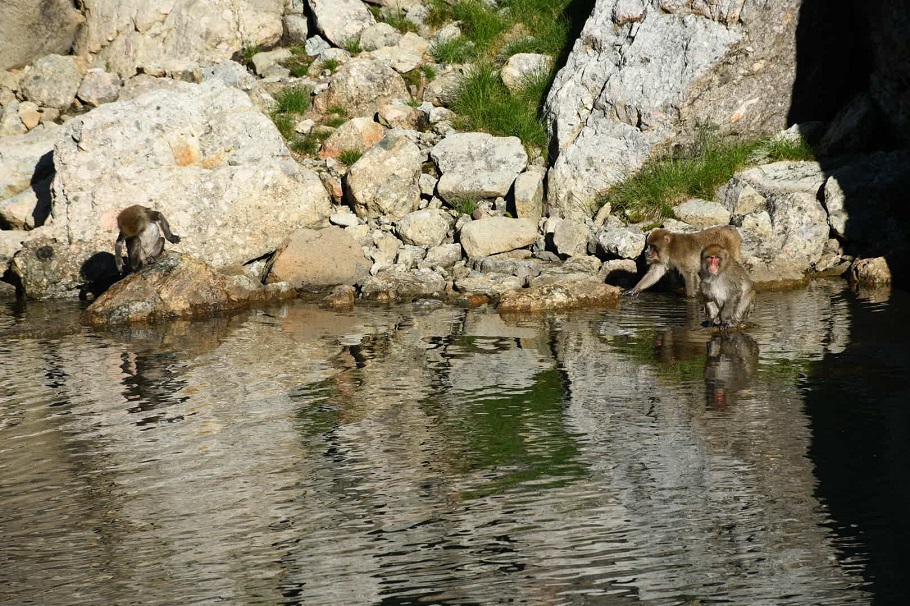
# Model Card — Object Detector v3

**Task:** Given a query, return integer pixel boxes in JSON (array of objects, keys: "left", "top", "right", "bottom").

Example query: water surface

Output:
[{"left": 1, "top": 280, "right": 907, "bottom": 605}]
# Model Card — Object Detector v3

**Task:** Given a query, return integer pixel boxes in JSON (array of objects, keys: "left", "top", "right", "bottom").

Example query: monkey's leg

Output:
[
  {"left": 151, "top": 212, "right": 181, "bottom": 244},
  {"left": 126, "top": 237, "right": 145, "bottom": 271},
  {"left": 682, "top": 271, "right": 700, "bottom": 298},
  {"left": 145, "top": 237, "right": 166, "bottom": 266}
]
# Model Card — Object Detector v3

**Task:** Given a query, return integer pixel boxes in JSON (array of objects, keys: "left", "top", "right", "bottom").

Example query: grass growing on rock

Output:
[
  {"left": 338, "top": 149, "right": 364, "bottom": 165},
  {"left": 452, "top": 62, "right": 550, "bottom": 152},
  {"left": 598, "top": 132, "right": 818, "bottom": 223},
  {"left": 425, "top": 0, "right": 579, "bottom": 158}
]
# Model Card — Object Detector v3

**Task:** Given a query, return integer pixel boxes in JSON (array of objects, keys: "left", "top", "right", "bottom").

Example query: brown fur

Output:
[
  {"left": 698, "top": 243, "right": 754, "bottom": 328},
  {"left": 114, "top": 205, "right": 181, "bottom": 273},
  {"left": 626, "top": 226, "right": 742, "bottom": 297}
]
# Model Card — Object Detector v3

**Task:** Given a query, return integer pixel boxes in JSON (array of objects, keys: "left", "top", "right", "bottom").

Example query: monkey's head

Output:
[
  {"left": 701, "top": 244, "right": 728, "bottom": 275},
  {"left": 645, "top": 228, "right": 671, "bottom": 263}
]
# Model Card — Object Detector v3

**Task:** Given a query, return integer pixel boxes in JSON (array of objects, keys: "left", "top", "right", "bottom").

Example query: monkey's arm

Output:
[
  {"left": 624, "top": 263, "right": 667, "bottom": 296},
  {"left": 114, "top": 234, "right": 127, "bottom": 273}
]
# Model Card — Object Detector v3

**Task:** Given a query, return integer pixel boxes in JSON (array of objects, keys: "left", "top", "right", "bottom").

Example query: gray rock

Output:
[
  {"left": 397, "top": 209, "right": 454, "bottom": 247},
  {"left": 422, "top": 67, "right": 466, "bottom": 107},
  {"left": 849, "top": 257, "right": 892, "bottom": 287},
  {"left": 0, "top": 100, "right": 26, "bottom": 137},
  {"left": 202, "top": 60, "right": 256, "bottom": 91},
  {"left": 395, "top": 244, "right": 426, "bottom": 269},
  {"left": 74, "top": 0, "right": 284, "bottom": 78},
  {"left": 592, "top": 219, "right": 646, "bottom": 259},
  {"left": 498, "top": 281, "right": 621, "bottom": 313},
  {"left": 284, "top": 14, "right": 310, "bottom": 45},
  {"left": 0, "top": 0, "right": 83, "bottom": 72},
  {"left": 726, "top": 161, "right": 830, "bottom": 283},
  {"left": 346, "top": 130, "right": 423, "bottom": 220},
  {"left": 330, "top": 212, "right": 360, "bottom": 227},
  {"left": 269, "top": 227, "right": 371, "bottom": 288},
  {"left": 0, "top": 230, "right": 27, "bottom": 268},
  {"left": 455, "top": 272, "right": 524, "bottom": 296},
  {"left": 19, "top": 54, "right": 86, "bottom": 110},
  {"left": 307, "top": 0, "right": 376, "bottom": 47},
  {"left": 430, "top": 132, "right": 527, "bottom": 204},
  {"left": 513, "top": 168, "right": 545, "bottom": 220},
  {"left": 0, "top": 123, "right": 59, "bottom": 200},
  {"left": 672, "top": 198, "right": 731, "bottom": 228},
  {"left": 305, "top": 36, "right": 332, "bottom": 56},
  {"left": 359, "top": 268, "right": 447, "bottom": 302},
  {"left": 420, "top": 243, "right": 463, "bottom": 269},
  {"left": 318, "top": 117, "right": 386, "bottom": 160},
  {"left": 366, "top": 32, "right": 430, "bottom": 74},
  {"left": 459, "top": 216, "right": 539, "bottom": 258},
  {"left": 361, "top": 23, "right": 403, "bottom": 51},
  {"left": 552, "top": 218, "right": 590, "bottom": 258},
  {"left": 314, "top": 58, "right": 410, "bottom": 117},
  {"left": 545, "top": 1, "right": 800, "bottom": 218},
  {"left": 251, "top": 48, "right": 293, "bottom": 75},
  {"left": 27, "top": 80, "right": 331, "bottom": 298},
  {"left": 501, "top": 53, "right": 553, "bottom": 92},
  {"left": 76, "top": 69, "right": 122, "bottom": 107}
]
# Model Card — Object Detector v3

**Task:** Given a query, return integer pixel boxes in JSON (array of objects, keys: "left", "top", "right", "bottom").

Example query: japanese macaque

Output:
[
  {"left": 625, "top": 226, "right": 742, "bottom": 297},
  {"left": 699, "top": 243, "right": 754, "bottom": 328},
  {"left": 114, "top": 205, "right": 181, "bottom": 274}
]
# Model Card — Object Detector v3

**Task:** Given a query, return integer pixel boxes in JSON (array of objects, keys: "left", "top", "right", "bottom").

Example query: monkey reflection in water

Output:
[
  {"left": 704, "top": 332, "right": 759, "bottom": 410},
  {"left": 114, "top": 204, "right": 181, "bottom": 274}
]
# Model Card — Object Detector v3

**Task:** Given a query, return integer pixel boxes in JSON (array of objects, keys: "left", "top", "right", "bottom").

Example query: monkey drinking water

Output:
[
  {"left": 624, "top": 226, "right": 742, "bottom": 297},
  {"left": 114, "top": 205, "right": 181, "bottom": 273},
  {"left": 698, "top": 243, "right": 754, "bottom": 328}
]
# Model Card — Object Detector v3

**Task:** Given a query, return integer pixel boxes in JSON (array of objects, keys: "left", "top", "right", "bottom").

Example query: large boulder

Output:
[
  {"left": 269, "top": 227, "right": 371, "bottom": 289},
  {"left": 82, "top": 252, "right": 292, "bottom": 326},
  {"left": 307, "top": 0, "right": 376, "bottom": 47},
  {"left": 314, "top": 59, "right": 411, "bottom": 117},
  {"left": 717, "top": 161, "right": 829, "bottom": 283},
  {"left": 544, "top": 0, "right": 801, "bottom": 219},
  {"left": 430, "top": 133, "right": 528, "bottom": 204},
  {"left": 459, "top": 216, "right": 539, "bottom": 258},
  {"left": 73, "top": 0, "right": 284, "bottom": 78},
  {"left": 345, "top": 130, "right": 423, "bottom": 220},
  {"left": 0, "top": 1, "right": 84, "bottom": 71},
  {"left": 14, "top": 79, "right": 331, "bottom": 299},
  {"left": 19, "top": 54, "right": 87, "bottom": 110}
]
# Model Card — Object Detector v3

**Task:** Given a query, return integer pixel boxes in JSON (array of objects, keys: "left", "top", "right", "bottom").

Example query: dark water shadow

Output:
[
  {"left": 802, "top": 288, "right": 910, "bottom": 604},
  {"left": 790, "top": 0, "right": 910, "bottom": 289}
]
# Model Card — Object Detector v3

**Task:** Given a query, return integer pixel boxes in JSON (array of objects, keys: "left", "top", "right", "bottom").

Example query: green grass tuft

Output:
[
  {"left": 764, "top": 135, "right": 817, "bottom": 162},
  {"left": 598, "top": 132, "right": 769, "bottom": 222},
  {"left": 342, "top": 36, "right": 363, "bottom": 54},
  {"left": 430, "top": 37, "right": 477, "bottom": 64},
  {"left": 274, "top": 86, "right": 311, "bottom": 114},
  {"left": 270, "top": 112, "right": 296, "bottom": 140},
  {"left": 320, "top": 58, "right": 340, "bottom": 72},
  {"left": 451, "top": 199, "right": 479, "bottom": 216},
  {"left": 452, "top": 62, "right": 549, "bottom": 154},
  {"left": 338, "top": 148, "right": 364, "bottom": 165}
]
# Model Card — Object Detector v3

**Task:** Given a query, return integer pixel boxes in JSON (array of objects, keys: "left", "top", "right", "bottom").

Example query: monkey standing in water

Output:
[
  {"left": 114, "top": 204, "right": 181, "bottom": 273},
  {"left": 624, "top": 226, "right": 743, "bottom": 297},
  {"left": 699, "top": 243, "right": 755, "bottom": 328}
]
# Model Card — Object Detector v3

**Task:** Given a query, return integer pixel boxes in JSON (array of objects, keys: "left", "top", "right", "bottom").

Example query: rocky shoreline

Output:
[{"left": 1, "top": 0, "right": 907, "bottom": 325}]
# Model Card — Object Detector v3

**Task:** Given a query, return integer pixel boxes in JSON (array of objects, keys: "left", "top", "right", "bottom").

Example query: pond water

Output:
[{"left": 1, "top": 280, "right": 908, "bottom": 605}]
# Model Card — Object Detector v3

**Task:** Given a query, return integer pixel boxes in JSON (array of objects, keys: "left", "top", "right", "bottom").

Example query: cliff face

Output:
[{"left": 545, "top": 0, "right": 910, "bottom": 218}]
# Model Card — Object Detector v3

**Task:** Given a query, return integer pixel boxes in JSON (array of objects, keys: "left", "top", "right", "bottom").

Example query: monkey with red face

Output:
[
  {"left": 625, "top": 226, "right": 742, "bottom": 297},
  {"left": 114, "top": 205, "right": 181, "bottom": 274},
  {"left": 698, "top": 243, "right": 754, "bottom": 328}
]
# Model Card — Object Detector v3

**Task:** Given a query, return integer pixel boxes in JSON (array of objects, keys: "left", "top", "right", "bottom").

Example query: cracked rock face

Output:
[{"left": 544, "top": 0, "right": 800, "bottom": 219}]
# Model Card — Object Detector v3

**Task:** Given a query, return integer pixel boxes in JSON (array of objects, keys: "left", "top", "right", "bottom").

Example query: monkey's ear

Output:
[{"left": 663, "top": 235, "right": 671, "bottom": 243}]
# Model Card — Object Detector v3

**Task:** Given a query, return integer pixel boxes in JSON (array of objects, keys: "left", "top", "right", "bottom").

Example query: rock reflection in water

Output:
[{"left": 0, "top": 281, "right": 898, "bottom": 605}]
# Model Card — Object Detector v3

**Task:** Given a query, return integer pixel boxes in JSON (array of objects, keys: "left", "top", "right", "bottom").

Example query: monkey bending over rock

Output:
[
  {"left": 625, "top": 226, "right": 743, "bottom": 297},
  {"left": 699, "top": 243, "right": 755, "bottom": 328},
  {"left": 114, "top": 205, "right": 181, "bottom": 274}
]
